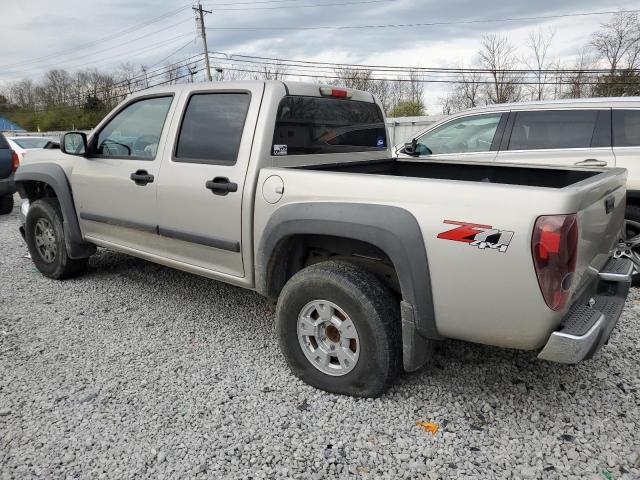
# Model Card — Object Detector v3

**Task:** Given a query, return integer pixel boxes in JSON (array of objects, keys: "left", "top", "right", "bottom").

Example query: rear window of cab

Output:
[{"left": 272, "top": 96, "right": 387, "bottom": 156}]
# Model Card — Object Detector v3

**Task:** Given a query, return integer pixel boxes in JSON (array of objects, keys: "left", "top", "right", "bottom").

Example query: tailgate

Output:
[{"left": 571, "top": 168, "right": 627, "bottom": 288}]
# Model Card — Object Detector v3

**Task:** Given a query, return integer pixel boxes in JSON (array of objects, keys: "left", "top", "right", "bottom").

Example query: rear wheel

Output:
[
  {"left": 0, "top": 194, "right": 13, "bottom": 215},
  {"left": 619, "top": 205, "right": 640, "bottom": 284},
  {"left": 276, "top": 261, "right": 401, "bottom": 397},
  {"left": 25, "top": 198, "right": 88, "bottom": 279}
]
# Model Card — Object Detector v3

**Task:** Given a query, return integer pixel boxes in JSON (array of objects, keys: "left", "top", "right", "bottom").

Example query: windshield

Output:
[
  {"left": 273, "top": 96, "right": 387, "bottom": 155},
  {"left": 12, "top": 137, "right": 52, "bottom": 149}
]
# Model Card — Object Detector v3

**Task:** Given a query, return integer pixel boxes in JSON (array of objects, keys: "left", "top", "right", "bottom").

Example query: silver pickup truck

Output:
[{"left": 15, "top": 81, "right": 632, "bottom": 397}]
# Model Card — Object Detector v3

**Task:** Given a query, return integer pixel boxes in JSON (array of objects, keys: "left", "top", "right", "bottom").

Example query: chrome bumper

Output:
[{"left": 538, "top": 257, "right": 632, "bottom": 364}]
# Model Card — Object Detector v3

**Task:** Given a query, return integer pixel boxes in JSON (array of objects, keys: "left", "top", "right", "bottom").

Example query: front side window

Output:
[
  {"left": 613, "top": 110, "right": 640, "bottom": 147},
  {"left": 416, "top": 114, "right": 502, "bottom": 155},
  {"left": 508, "top": 110, "right": 603, "bottom": 151},
  {"left": 94, "top": 96, "right": 172, "bottom": 159},
  {"left": 175, "top": 93, "right": 251, "bottom": 164},
  {"left": 273, "top": 96, "right": 387, "bottom": 155}
]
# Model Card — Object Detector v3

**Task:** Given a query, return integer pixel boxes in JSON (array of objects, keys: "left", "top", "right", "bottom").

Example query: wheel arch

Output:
[
  {"left": 256, "top": 203, "right": 440, "bottom": 345},
  {"left": 15, "top": 163, "right": 94, "bottom": 259}
]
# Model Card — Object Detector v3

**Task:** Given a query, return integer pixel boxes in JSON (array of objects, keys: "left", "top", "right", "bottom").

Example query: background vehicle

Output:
[
  {"left": 397, "top": 97, "right": 640, "bottom": 275},
  {"left": 9, "top": 136, "right": 60, "bottom": 150},
  {"left": 6, "top": 138, "right": 27, "bottom": 164},
  {"left": 14, "top": 82, "right": 631, "bottom": 397},
  {"left": 0, "top": 133, "right": 19, "bottom": 214}
]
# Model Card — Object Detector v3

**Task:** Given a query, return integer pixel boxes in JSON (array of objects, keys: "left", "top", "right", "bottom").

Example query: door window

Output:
[
  {"left": 175, "top": 93, "right": 251, "bottom": 164},
  {"left": 94, "top": 96, "right": 173, "bottom": 159},
  {"left": 415, "top": 114, "right": 502, "bottom": 155},
  {"left": 613, "top": 110, "right": 640, "bottom": 147},
  {"left": 507, "top": 110, "right": 606, "bottom": 151}
]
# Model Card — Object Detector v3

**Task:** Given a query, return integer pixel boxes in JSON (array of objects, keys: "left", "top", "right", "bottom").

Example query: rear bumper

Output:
[
  {"left": 538, "top": 257, "right": 632, "bottom": 364},
  {"left": 0, "top": 173, "right": 15, "bottom": 196}
]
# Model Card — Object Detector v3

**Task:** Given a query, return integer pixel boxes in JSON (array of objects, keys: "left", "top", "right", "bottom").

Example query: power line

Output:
[
  {"left": 209, "top": 51, "right": 638, "bottom": 75},
  {"left": 5, "top": 20, "right": 194, "bottom": 77},
  {"left": 205, "top": 8, "right": 640, "bottom": 29},
  {"left": 0, "top": 4, "right": 193, "bottom": 70},
  {"left": 203, "top": 0, "right": 393, "bottom": 10},
  {"left": 209, "top": 64, "right": 640, "bottom": 86}
]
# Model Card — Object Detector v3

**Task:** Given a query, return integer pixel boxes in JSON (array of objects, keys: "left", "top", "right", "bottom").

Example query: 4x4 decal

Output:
[{"left": 437, "top": 220, "right": 514, "bottom": 253}]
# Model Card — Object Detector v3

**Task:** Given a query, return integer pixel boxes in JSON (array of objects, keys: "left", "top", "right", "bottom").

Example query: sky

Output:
[{"left": 0, "top": 0, "right": 638, "bottom": 112}]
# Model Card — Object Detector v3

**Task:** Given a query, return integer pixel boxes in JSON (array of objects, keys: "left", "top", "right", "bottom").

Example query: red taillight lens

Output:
[
  {"left": 319, "top": 87, "right": 351, "bottom": 99},
  {"left": 532, "top": 214, "right": 578, "bottom": 311},
  {"left": 11, "top": 150, "right": 20, "bottom": 171}
]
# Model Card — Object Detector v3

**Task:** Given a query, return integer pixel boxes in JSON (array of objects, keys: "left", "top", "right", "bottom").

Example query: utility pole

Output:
[{"left": 193, "top": 3, "right": 213, "bottom": 82}]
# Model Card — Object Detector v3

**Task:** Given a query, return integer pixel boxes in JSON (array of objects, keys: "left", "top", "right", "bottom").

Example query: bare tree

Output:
[
  {"left": 9, "top": 79, "right": 37, "bottom": 109},
  {"left": 564, "top": 49, "right": 596, "bottom": 99},
  {"left": 478, "top": 34, "right": 522, "bottom": 104},
  {"left": 591, "top": 10, "right": 640, "bottom": 73},
  {"left": 440, "top": 67, "right": 484, "bottom": 114},
  {"left": 526, "top": 28, "right": 555, "bottom": 100},
  {"left": 254, "top": 63, "right": 288, "bottom": 80}
]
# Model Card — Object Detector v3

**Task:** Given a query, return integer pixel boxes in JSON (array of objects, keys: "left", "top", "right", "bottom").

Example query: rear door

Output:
[
  {"left": 612, "top": 108, "right": 640, "bottom": 192},
  {"left": 397, "top": 112, "right": 505, "bottom": 163},
  {"left": 71, "top": 94, "right": 176, "bottom": 250},
  {"left": 155, "top": 84, "right": 264, "bottom": 278},
  {"left": 496, "top": 109, "right": 615, "bottom": 167}
]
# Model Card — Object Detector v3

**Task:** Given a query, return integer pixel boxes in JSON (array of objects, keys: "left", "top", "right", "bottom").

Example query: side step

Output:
[{"left": 599, "top": 257, "right": 634, "bottom": 282}]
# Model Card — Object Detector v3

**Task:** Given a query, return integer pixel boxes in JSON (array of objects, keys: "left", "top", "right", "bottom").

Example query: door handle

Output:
[
  {"left": 206, "top": 177, "right": 238, "bottom": 196},
  {"left": 574, "top": 159, "right": 608, "bottom": 167},
  {"left": 130, "top": 170, "right": 154, "bottom": 186}
]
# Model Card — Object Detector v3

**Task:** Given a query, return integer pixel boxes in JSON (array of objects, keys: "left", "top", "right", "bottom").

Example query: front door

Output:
[
  {"left": 156, "top": 85, "right": 264, "bottom": 278},
  {"left": 398, "top": 112, "right": 505, "bottom": 163},
  {"left": 71, "top": 95, "right": 176, "bottom": 252}
]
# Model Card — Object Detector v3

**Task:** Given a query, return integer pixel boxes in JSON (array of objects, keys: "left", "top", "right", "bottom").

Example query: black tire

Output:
[
  {"left": 25, "top": 198, "right": 88, "bottom": 279},
  {"left": 624, "top": 205, "right": 640, "bottom": 285},
  {"left": 0, "top": 194, "right": 13, "bottom": 215},
  {"left": 276, "top": 261, "right": 401, "bottom": 397}
]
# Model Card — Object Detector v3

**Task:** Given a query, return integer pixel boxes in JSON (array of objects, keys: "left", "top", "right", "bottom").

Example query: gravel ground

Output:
[{"left": 1, "top": 195, "right": 639, "bottom": 480}]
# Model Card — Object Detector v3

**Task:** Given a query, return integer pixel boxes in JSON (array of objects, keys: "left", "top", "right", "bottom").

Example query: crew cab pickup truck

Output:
[
  {"left": 0, "top": 132, "right": 19, "bottom": 214},
  {"left": 15, "top": 81, "right": 632, "bottom": 397}
]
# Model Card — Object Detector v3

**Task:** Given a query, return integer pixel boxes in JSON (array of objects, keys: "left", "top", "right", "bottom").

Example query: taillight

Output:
[
  {"left": 11, "top": 150, "right": 20, "bottom": 171},
  {"left": 319, "top": 87, "right": 351, "bottom": 99},
  {"left": 531, "top": 214, "right": 578, "bottom": 311}
]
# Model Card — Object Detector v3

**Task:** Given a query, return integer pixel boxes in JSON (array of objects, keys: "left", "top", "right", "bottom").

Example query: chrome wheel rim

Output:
[
  {"left": 34, "top": 218, "right": 57, "bottom": 263},
  {"left": 297, "top": 300, "right": 360, "bottom": 377}
]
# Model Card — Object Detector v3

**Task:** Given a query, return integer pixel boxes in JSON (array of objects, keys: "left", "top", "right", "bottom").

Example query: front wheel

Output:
[
  {"left": 25, "top": 198, "right": 88, "bottom": 279},
  {"left": 276, "top": 261, "right": 401, "bottom": 397}
]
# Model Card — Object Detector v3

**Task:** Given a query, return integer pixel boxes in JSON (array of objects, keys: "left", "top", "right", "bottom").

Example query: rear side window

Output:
[
  {"left": 613, "top": 110, "right": 640, "bottom": 147},
  {"left": 0, "top": 133, "right": 8, "bottom": 149},
  {"left": 175, "top": 93, "right": 251, "bottom": 164},
  {"left": 273, "top": 96, "right": 386, "bottom": 155},
  {"left": 508, "top": 110, "right": 606, "bottom": 151}
]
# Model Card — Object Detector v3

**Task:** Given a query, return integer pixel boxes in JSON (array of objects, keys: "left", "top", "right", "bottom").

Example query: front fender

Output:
[{"left": 15, "top": 162, "right": 94, "bottom": 259}]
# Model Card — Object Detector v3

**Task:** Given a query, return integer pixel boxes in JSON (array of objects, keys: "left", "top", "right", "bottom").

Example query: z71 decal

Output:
[{"left": 437, "top": 220, "right": 514, "bottom": 253}]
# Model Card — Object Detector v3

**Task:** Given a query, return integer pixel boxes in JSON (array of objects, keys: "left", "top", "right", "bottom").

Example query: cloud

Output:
[{"left": 1, "top": 0, "right": 638, "bottom": 110}]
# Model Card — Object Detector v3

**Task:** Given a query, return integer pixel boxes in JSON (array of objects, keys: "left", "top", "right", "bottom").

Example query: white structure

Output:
[{"left": 385, "top": 115, "right": 445, "bottom": 147}]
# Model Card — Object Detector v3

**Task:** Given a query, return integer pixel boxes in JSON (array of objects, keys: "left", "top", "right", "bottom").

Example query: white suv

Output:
[{"left": 397, "top": 97, "right": 640, "bottom": 272}]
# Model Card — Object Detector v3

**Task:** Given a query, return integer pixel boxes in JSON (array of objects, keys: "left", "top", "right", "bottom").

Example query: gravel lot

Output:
[{"left": 1, "top": 195, "right": 639, "bottom": 479}]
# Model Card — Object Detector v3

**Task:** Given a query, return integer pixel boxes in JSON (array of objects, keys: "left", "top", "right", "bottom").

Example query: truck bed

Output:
[{"left": 297, "top": 158, "right": 599, "bottom": 189}]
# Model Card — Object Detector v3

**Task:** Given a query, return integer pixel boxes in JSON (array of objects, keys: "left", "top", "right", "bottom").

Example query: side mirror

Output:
[
  {"left": 404, "top": 139, "right": 418, "bottom": 156},
  {"left": 61, "top": 132, "right": 88, "bottom": 156},
  {"left": 403, "top": 139, "right": 432, "bottom": 157}
]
